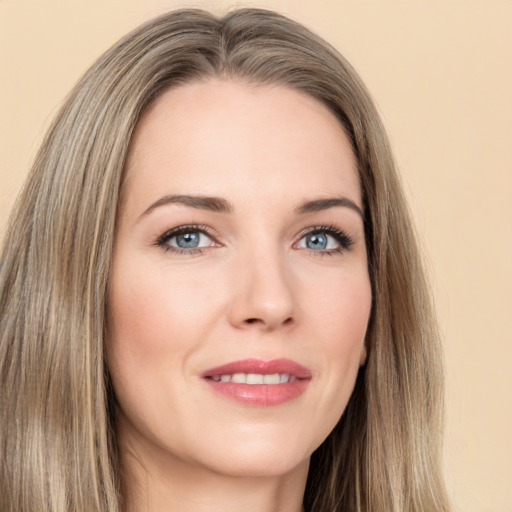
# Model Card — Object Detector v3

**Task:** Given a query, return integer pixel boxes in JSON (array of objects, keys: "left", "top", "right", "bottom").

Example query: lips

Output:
[{"left": 201, "top": 358, "right": 312, "bottom": 406}]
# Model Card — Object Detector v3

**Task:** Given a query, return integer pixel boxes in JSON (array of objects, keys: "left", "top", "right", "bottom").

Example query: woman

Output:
[{"left": 0, "top": 8, "right": 450, "bottom": 512}]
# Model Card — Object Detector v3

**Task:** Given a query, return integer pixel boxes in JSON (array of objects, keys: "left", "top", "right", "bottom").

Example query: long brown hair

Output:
[{"left": 0, "top": 8, "right": 450, "bottom": 511}]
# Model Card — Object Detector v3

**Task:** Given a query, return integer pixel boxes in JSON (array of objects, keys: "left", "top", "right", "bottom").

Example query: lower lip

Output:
[{"left": 203, "top": 379, "right": 309, "bottom": 406}]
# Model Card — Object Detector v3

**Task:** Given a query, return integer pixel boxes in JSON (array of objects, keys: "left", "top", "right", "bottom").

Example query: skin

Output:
[{"left": 107, "top": 79, "right": 372, "bottom": 512}]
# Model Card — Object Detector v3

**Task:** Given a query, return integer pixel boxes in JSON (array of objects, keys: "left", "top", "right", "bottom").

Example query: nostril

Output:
[{"left": 243, "top": 317, "right": 294, "bottom": 327}]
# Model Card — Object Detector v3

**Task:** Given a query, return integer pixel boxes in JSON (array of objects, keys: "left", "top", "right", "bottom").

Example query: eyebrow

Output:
[
  {"left": 138, "top": 194, "right": 363, "bottom": 220},
  {"left": 139, "top": 194, "right": 233, "bottom": 220},
  {"left": 295, "top": 197, "right": 364, "bottom": 220}
]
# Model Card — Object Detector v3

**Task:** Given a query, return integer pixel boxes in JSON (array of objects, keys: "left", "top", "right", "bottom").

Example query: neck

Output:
[{"left": 119, "top": 439, "right": 309, "bottom": 512}]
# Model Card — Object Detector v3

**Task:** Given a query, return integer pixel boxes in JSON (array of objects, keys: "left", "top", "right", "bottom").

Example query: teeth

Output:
[
  {"left": 246, "top": 373, "right": 264, "bottom": 384},
  {"left": 211, "top": 373, "right": 296, "bottom": 384},
  {"left": 263, "top": 373, "right": 280, "bottom": 384}
]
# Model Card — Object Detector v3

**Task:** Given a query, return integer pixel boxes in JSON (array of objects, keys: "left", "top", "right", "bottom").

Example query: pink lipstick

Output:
[{"left": 201, "top": 358, "right": 312, "bottom": 406}]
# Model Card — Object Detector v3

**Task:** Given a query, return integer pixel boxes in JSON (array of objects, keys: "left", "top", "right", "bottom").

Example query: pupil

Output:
[
  {"left": 177, "top": 232, "right": 199, "bottom": 248},
  {"left": 306, "top": 233, "right": 327, "bottom": 250}
]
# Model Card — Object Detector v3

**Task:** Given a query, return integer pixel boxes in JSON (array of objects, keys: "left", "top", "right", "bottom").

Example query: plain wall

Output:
[{"left": 1, "top": 1, "right": 511, "bottom": 511}]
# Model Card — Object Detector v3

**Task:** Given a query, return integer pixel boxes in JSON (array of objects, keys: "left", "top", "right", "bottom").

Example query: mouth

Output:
[
  {"left": 201, "top": 358, "right": 311, "bottom": 407},
  {"left": 209, "top": 373, "right": 298, "bottom": 384}
]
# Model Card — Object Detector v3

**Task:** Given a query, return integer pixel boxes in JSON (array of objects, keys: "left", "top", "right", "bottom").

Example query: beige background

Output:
[{"left": 1, "top": 1, "right": 511, "bottom": 510}]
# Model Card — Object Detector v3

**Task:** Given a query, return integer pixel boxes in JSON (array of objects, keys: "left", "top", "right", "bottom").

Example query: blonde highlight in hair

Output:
[{"left": 0, "top": 8, "right": 450, "bottom": 511}]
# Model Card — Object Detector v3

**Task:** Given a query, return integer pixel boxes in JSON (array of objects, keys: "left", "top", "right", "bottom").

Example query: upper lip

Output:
[{"left": 201, "top": 358, "right": 312, "bottom": 380}]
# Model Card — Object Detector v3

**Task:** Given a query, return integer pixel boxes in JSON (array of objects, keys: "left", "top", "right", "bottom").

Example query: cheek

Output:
[
  {"left": 105, "top": 257, "right": 222, "bottom": 431},
  {"left": 308, "top": 267, "right": 371, "bottom": 347},
  {"left": 107, "top": 258, "right": 221, "bottom": 360},
  {"left": 306, "top": 270, "right": 371, "bottom": 397}
]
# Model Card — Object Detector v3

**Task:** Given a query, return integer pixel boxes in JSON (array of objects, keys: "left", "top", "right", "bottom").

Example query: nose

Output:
[{"left": 227, "top": 249, "right": 296, "bottom": 331}]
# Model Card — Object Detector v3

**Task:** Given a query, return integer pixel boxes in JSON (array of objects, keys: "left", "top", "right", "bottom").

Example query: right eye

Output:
[{"left": 157, "top": 225, "right": 216, "bottom": 253}]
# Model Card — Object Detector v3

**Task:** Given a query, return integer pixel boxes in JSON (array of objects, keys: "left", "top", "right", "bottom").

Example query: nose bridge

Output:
[{"left": 228, "top": 234, "right": 296, "bottom": 330}]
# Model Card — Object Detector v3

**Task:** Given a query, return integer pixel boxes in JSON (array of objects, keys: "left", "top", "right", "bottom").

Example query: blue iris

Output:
[
  {"left": 175, "top": 232, "right": 200, "bottom": 248},
  {"left": 305, "top": 232, "right": 328, "bottom": 250}
]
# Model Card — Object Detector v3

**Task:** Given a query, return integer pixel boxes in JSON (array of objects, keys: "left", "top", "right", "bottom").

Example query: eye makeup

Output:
[
  {"left": 154, "top": 222, "right": 354, "bottom": 257},
  {"left": 294, "top": 225, "right": 354, "bottom": 256},
  {"left": 155, "top": 224, "right": 219, "bottom": 255}
]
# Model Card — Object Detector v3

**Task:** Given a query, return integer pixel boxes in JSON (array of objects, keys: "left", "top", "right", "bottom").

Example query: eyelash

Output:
[
  {"left": 298, "top": 225, "right": 354, "bottom": 256},
  {"left": 155, "top": 224, "right": 216, "bottom": 255},
  {"left": 155, "top": 224, "right": 354, "bottom": 256}
]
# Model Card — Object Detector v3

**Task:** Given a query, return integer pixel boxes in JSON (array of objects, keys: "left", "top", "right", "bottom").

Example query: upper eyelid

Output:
[
  {"left": 155, "top": 223, "right": 354, "bottom": 250},
  {"left": 298, "top": 225, "right": 353, "bottom": 244},
  {"left": 158, "top": 223, "right": 351, "bottom": 240},
  {"left": 158, "top": 223, "right": 344, "bottom": 236},
  {"left": 298, "top": 225, "right": 341, "bottom": 235},
  {"left": 156, "top": 219, "right": 363, "bottom": 260},
  {"left": 157, "top": 224, "right": 216, "bottom": 243},
  {"left": 297, "top": 225, "right": 353, "bottom": 240},
  {"left": 155, "top": 225, "right": 218, "bottom": 254}
]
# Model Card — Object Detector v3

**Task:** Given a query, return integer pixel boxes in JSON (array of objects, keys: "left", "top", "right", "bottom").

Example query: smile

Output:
[
  {"left": 201, "top": 358, "right": 311, "bottom": 406},
  {"left": 210, "top": 373, "right": 298, "bottom": 384}
]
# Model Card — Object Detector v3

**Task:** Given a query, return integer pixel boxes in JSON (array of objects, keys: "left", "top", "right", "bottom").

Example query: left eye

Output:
[
  {"left": 296, "top": 231, "right": 340, "bottom": 251},
  {"left": 160, "top": 229, "right": 213, "bottom": 250}
]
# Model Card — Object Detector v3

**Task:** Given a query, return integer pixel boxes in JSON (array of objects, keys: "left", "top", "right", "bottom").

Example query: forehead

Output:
[{"left": 123, "top": 79, "right": 360, "bottom": 214}]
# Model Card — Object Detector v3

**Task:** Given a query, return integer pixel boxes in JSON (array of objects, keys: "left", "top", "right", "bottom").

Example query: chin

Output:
[
  {"left": 185, "top": 426, "right": 318, "bottom": 479},
  {"left": 207, "top": 449, "right": 310, "bottom": 479}
]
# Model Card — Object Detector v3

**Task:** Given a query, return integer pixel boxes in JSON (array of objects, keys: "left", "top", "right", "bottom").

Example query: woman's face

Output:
[{"left": 107, "top": 80, "right": 371, "bottom": 479}]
